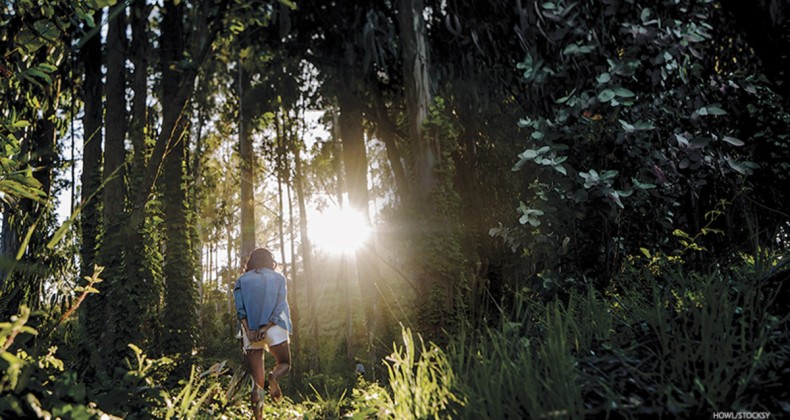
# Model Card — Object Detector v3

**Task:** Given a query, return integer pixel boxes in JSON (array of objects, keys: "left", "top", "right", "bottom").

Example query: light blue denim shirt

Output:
[{"left": 233, "top": 268, "right": 292, "bottom": 333}]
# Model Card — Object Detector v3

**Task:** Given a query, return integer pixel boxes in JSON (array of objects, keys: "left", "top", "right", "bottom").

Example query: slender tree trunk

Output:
[
  {"left": 285, "top": 156, "right": 301, "bottom": 388},
  {"left": 100, "top": 2, "right": 135, "bottom": 369},
  {"left": 398, "top": 0, "right": 436, "bottom": 196},
  {"left": 371, "top": 91, "right": 408, "bottom": 197},
  {"left": 161, "top": 0, "right": 197, "bottom": 362},
  {"left": 78, "top": 9, "right": 105, "bottom": 376},
  {"left": 103, "top": 3, "right": 128, "bottom": 229},
  {"left": 332, "top": 111, "right": 353, "bottom": 359},
  {"left": 275, "top": 112, "right": 288, "bottom": 280},
  {"left": 398, "top": 0, "right": 464, "bottom": 336},
  {"left": 294, "top": 131, "right": 318, "bottom": 371},
  {"left": 226, "top": 223, "right": 234, "bottom": 318},
  {"left": 239, "top": 65, "right": 256, "bottom": 258},
  {"left": 130, "top": 0, "right": 148, "bottom": 170},
  {"left": 338, "top": 90, "right": 380, "bottom": 365}
]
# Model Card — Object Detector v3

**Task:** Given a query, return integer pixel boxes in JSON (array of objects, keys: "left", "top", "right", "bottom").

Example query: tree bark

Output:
[
  {"left": 337, "top": 90, "right": 380, "bottom": 361},
  {"left": 77, "top": 9, "right": 105, "bottom": 377},
  {"left": 80, "top": 9, "right": 104, "bottom": 281},
  {"left": 398, "top": 0, "right": 436, "bottom": 196},
  {"left": 239, "top": 65, "right": 256, "bottom": 258},
  {"left": 161, "top": 0, "right": 197, "bottom": 361},
  {"left": 130, "top": 0, "right": 149, "bottom": 170},
  {"left": 103, "top": 2, "right": 128, "bottom": 226},
  {"left": 294, "top": 132, "right": 318, "bottom": 371},
  {"left": 99, "top": 2, "right": 134, "bottom": 369},
  {"left": 370, "top": 90, "right": 408, "bottom": 197}
]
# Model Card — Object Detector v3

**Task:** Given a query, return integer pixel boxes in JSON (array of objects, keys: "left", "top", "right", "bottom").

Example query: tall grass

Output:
[
  {"left": 444, "top": 300, "right": 584, "bottom": 419},
  {"left": 613, "top": 268, "right": 783, "bottom": 414},
  {"left": 378, "top": 257, "right": 787, "bottom": 418},
  {"left": 383, "top": 327, "right": 461, "bottom": 418}
]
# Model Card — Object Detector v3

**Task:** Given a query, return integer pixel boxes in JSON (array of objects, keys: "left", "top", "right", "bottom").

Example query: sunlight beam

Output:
[{"left": 308, "top": 206, "right": 371, "bottom": 254}]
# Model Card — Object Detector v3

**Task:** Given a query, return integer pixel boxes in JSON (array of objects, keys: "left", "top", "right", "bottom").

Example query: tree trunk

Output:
[
  {"left": 398, "top": 0, "right": 436, "bottom": 196},
  {"left": 239, "top": 65, "right": 256, "bottom": 258},
  {"left": 130, "top": 0, "right": 149, "bottom": 170},
  {"left": 78, "top": 9, "right": 105, "bottom": 376},
  {"left": 161, "top": 0, "right": 197, "bottom": 362},
  {"left": 99, "top": 1, "right": 134, "bottom": 369},
  {"left": 285, "top": 152, "right": 301, "bottom": 388},
  {"left": 329, "top": 111, "right": 355, "bottom": 361},
  {"left": 370, "top": 90, "right": 408, "bottom": 197},
  {"left": 338, "top": 90, "right": 380, "bottom": 364},
  {"left": 294, "top": 132, "right": 318, "bottom": 371}
]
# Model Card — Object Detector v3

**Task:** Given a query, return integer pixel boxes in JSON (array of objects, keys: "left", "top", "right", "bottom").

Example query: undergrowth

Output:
[{"left": 2, "top": 255, "right": 787, "bottom": 418}]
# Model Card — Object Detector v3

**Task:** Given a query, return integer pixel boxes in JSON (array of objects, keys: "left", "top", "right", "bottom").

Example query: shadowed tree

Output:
[
  {"left": 160, "top": 0, "right": 198, "bottom": 362},
  {"left": 77, "top": 8, "right": 105, "bottom": 376}
]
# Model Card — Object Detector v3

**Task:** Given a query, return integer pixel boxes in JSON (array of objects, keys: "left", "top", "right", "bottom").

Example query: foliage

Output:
[
  {"left": 0, "top": 306, "right": 116, "bottom": 419},
  {"left": 437, "top": 254, "right": 790, "bottom": 418},
  {"left": 382, "top": 327, "right": 462, "bottom": 419},
  {"left": 446, "top": 302, "right": 584, "bottom": 418},
  {"left": 502, "top": 0, "right": 790, "bottom": 290}
]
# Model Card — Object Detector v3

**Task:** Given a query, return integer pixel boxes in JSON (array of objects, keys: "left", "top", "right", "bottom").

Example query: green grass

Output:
[{"left": 3, "top": 257, "right": 787, "bottom": 419}]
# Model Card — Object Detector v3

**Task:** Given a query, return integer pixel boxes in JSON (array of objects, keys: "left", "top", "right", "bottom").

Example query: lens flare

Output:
[{"left": 308, "top": 206, "right": 371, "bottom": 254}]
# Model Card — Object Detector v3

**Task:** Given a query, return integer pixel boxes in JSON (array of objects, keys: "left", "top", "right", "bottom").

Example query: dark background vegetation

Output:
[{"left": 1, "top": 0, "right": 788, "bottom": 418}]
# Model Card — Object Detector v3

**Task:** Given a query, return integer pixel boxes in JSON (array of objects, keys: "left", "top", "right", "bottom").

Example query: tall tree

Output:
[
  {"left": 239, "top": 65, "right": 256, "bottom": 258},
  {"left": 77, "top": 8, "right": 105, "bottom": 374},
  {"left": 293, "top": 126, "right": 318, "bottom": 370},
  {"left": 398, "top": 0, "right": 435, "bottom": 195},
  {"left": 337, "top": 88, "right": 380, "bottom": 362},
  {"left": 160, "top": 0, "right": 198, "bottom": 360}
]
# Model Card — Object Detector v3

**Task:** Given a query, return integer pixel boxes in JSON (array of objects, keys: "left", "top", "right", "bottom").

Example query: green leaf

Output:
[
  {"left": 553, "top": 164, "right": 567, "bottom": 175},
  {"left": 632, "top": 177, "right": 657, "bottom": 189},
  {"left": 554, "top": 88, "right": 577, "bottom": 104},
  {"left": 613, "top": 87, "right": 635, "bottom": 98},
  {"left": 37, "top": 63, "right": 57, "bottom": 73},
  {"left": 598, "top": 89, "right": 615, "bottom": 103},
  {"left": 722, "top": 136, "right": 744, "bottom": 146},
  {"left": 640, "top": 8, "right": 652, "bottom": 22},
  {"left": 706, "top": 106, "right": 726, "bottom": 115},
  {"left": 697, "top": 105, "right": 726, "bottom": 116},
  {"left": 596, "top": 72, "right": 611, "bottom": 84},
  {"left": 518, "top": 149, "right": 538, "bottom": 160},
  {"left": 619, "top": 120, "right": 635, "bottom": 133},
  {"left": 88, "top": 0, "right": 118, "bottom": 8},
  {"left": 278, "top": 0, "right": 297, "bottom": 9},
  {"left": 25, "top": 68, "right": 52, "bottom": 84}
]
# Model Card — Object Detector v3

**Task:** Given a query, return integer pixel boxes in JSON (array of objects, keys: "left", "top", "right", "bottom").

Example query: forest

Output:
[{"left": 1, "top": 0, "right": 789, "bottom": 418}]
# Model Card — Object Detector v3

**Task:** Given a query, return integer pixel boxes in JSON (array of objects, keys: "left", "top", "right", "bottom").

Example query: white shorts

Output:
[{"left": 242, "top": 324, "right": 289, "bottom": 351}]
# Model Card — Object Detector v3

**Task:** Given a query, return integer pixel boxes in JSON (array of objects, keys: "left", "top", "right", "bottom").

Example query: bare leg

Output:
[
  {"left": 246, "top": 349, "right": 265, "bottom": 420},
  {"left": 267, "top": 341, "right": 291, "bottom": 402}
]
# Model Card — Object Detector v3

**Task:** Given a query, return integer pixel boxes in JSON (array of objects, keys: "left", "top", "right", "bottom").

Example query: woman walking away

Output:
[{"left": 234, "top": 248, "right": 293, "bottom": 420}]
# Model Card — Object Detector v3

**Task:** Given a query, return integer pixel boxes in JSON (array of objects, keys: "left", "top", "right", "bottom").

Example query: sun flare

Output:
[{"left": 308, "top": 206, "right": 371, "bottom": 254}]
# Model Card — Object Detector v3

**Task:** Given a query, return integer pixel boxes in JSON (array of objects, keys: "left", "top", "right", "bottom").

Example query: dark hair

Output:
[{"left": 245, "top": 248, "right": 276, "bottom": 272}]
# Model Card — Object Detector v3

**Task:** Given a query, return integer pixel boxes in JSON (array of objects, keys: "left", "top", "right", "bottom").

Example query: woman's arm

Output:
[
  {"left": 269, "top": 275, "right": 289, "bottom": 326},
  {"left": 233, "top": 280, "right": 247, "bottom": 321}
]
